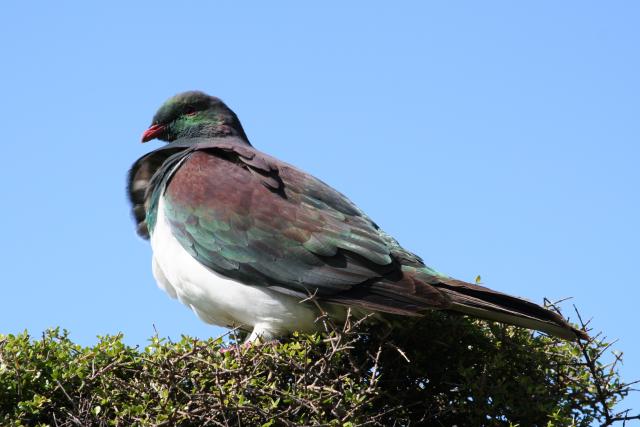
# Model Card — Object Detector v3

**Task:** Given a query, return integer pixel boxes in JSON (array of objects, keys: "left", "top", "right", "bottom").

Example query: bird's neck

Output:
[
  {"left": 196, "top": 122, "right": 249, "bottom": 140},
  {"left": 173, "top": 113, "right": 251, "bottom": 145}
]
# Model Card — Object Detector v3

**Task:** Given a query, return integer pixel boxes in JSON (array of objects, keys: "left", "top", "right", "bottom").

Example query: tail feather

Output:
[{"left": 434, "top": 277, "right": 588, "bottom": 341}]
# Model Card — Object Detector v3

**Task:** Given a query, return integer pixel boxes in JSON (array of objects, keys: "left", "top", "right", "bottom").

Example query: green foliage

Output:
[{"left": 0, "top": 310, "right": 636, "bottom": 426}]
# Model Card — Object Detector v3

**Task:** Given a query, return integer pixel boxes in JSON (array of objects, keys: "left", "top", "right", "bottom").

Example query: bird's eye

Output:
[{"left": 185, "top": 109, "right": 198, "bottom": 117}]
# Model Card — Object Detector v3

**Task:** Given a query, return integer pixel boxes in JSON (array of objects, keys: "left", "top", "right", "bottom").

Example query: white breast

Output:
[{"left": 149, "top": 196, "right": 324, "bottom": 340}]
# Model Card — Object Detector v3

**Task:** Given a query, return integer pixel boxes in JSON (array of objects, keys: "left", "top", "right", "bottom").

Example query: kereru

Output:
[{"left": 128, "top": 91, "right": 586, "bottom": 342}]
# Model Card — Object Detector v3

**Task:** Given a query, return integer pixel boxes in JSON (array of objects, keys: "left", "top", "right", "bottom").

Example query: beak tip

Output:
[{"left": 141, "top": 124, "right": 165, "bottom": 143}]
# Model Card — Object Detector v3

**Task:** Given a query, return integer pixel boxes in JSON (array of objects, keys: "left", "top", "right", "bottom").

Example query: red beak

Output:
[{"left": 141, "top": 124, "right": 166, "bottom": 143}]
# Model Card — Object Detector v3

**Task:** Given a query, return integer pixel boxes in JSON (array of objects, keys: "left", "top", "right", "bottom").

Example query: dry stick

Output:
[
  {"left": 571, "top": 306, "right": 639, "bottom": 426},
  {"left": 54, "top": 379, "right": 77, "bottom": 410},
  {"left": 368, "top": 345, "right": 382, "bottom": 391},
  {"left": 574, "top": 307, "right": 614, "bottom": 425},
  {"left": 530, "top": 300, "right": 639, "bottom": 426},
  {"left": 386, "top": 342, "right": 410, "bottom": 363}
]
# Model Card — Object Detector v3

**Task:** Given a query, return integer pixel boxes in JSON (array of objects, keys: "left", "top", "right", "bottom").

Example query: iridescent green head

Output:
[{"left": 141, "top": 91, "right": 249, "bottom": 144}]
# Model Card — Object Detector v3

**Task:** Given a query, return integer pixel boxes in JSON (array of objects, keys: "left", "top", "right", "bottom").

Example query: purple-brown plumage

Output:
[{"left": 163, "top": 142, "right": 395, "bottom": 292}]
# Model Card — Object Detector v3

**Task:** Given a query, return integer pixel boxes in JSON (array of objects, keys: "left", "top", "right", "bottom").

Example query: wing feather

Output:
[{"left": 161, "top": 142, "right": 397, "bottom": 296}]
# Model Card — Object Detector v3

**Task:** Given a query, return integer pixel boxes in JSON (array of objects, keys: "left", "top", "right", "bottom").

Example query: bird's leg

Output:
[
  {"left": 246, "top": 327, "right": 270, "bottom": 344},
  {"left": 219, "top": 326, "right": 277, "bottom": 353},
  {"left": 245, "top": 326, "right": 280, "bottom": 346}
]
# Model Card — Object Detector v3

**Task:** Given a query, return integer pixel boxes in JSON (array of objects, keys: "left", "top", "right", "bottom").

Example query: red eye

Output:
[{"left": 185, "top": 110, "right": 197, "bottom": 117}]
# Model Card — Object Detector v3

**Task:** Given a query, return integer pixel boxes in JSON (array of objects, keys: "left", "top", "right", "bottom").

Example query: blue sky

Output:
[{"left": 1, "top": 1, "right": 638, "bottom": 414}]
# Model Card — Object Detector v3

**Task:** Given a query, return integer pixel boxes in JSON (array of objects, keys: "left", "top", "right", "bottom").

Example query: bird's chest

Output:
[{"left": 148, "top": 196, "right": 319, "bottom": 333}]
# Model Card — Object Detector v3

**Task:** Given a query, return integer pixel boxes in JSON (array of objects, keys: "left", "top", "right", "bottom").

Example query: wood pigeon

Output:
[{"left": 128, "top": 91, "right": 587, "bottom": 342}]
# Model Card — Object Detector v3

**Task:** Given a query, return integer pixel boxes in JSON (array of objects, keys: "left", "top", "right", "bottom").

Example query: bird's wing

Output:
[
  {"left": 128, "top": 141, "right": 196, "bottom": 239},
  {"left": 156, "top": 139, "right": 409, "bottom": 299}
]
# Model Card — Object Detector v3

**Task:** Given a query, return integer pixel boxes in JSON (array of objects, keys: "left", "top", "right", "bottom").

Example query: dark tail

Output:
[{"left": 433, "top": 277, "right": 588, "bottom": 341}]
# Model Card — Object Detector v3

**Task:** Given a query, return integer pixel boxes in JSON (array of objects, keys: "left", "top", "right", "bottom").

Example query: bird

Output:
[{"left": 128, "top": 91, "right": 587, "bottom": 343}]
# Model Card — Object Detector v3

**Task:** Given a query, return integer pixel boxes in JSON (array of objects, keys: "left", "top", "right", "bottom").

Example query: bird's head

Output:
[{"left": 141, "top": 91, "right": 249, "bottom": 144}]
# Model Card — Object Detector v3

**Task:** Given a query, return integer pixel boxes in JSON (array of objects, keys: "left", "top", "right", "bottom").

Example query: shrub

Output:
[{"left": 0, "top": 307, "right": 637, "bottom": 426}]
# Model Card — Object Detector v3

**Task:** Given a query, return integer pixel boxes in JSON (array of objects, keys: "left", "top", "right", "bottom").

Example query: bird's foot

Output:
[{"left": 219, "top": 341, "right": 252, "bottom": 354}]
